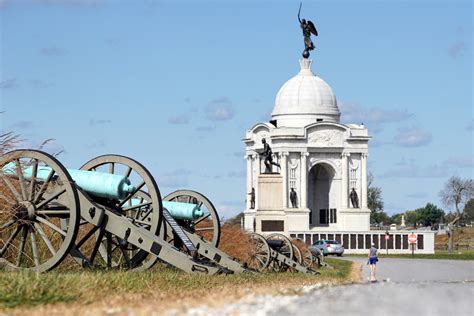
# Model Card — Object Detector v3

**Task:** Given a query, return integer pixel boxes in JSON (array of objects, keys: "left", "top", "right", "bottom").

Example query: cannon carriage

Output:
[
  {"left": 0, "top": 149, "right": 318, "bottom": 275},
  {"left": 246, "top": 233, "right": 319, "bottom": 274},
  {"left": 0, "top": 150, "right": 244, "bottom": 274}
]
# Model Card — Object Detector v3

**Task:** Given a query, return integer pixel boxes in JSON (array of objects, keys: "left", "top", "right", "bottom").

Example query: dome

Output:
[{"left": 271, "top": 59, "right": 340, "bottom": 127}]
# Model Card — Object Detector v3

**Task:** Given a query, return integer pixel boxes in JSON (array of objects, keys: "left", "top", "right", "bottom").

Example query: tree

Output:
[
  {"left": 367, "top": 173, "right": 387, "bottom": 225},
  {"left": 404, "top": 210, "right": 419, "bottom": 227},
  {"left": 226, "top": 212, "right": 243, "bottom": 226},
  {"left": 415, "top": 203, "right": 444, "bottom": 226},
  {"left": 390, "top": 213, "right": 403, "bottom": 225},
  {"left": 439, "top": 176, "right": 474, "bottom": 252},
  {"left": 463, "top": 198, "right": 474, "bottom": 223}
]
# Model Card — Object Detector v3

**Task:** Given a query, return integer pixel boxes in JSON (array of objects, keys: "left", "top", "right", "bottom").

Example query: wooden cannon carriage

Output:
[
  {"left": 0, "top": 150, "right": 318, "bottom": 275},
  {"left": 245, "top": 233, "right": 319, "bottom": 274},
  {"left": 0, "top": 150, "right": 247, "bottom": 274}
]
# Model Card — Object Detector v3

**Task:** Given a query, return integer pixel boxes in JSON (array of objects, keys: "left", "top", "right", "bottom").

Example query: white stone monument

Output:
[{"left": 243, "top": 58, "right": 371, "bottom": 234}]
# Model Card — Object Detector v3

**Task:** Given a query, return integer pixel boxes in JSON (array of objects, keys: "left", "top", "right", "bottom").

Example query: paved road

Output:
[{"left": 186, "top": 258, "right": 474, "bottom": 316}]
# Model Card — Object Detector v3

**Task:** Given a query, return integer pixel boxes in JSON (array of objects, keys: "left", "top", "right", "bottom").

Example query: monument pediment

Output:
[{"left": 306, "top": 125, "right": 346, "bottom": 147}]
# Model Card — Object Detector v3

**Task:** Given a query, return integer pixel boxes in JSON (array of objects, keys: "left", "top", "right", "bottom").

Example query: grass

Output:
[
  {"left": 343, "top": 249, "right": 474, "bottom": 260},
  {"left": 0, "top": 259, "right": 353, "bottom": 309}
]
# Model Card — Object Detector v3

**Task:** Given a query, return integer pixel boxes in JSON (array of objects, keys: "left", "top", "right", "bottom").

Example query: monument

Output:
[
  {"left": 241, "top": 9, "right": 435, "bottom": 254},
  {"left": 242, "top": 10, "right": 371, "bottom": 234}
]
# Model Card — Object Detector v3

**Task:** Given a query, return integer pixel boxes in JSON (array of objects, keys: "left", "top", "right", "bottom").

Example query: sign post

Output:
[
  {"left": 408, "top": 232, "right": 417, "bottom": 258},
  {"left": 385, "top": 231, "right": 390, "bottom": 255}
]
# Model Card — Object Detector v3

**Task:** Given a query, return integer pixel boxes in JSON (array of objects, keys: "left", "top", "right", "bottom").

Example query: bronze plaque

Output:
[{"left": 261, "top": 220, "right": 284, "bottom": 232}]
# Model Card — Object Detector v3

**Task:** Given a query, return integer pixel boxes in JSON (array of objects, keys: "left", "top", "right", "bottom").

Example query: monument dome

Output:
[{"left": 271, "top": 58, "right": 340, "bottom": 127}]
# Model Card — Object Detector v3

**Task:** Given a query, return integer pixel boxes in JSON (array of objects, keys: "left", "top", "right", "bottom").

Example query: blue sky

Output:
[{"left": 0, "top": 0, "right": 472, "bottom": 219}]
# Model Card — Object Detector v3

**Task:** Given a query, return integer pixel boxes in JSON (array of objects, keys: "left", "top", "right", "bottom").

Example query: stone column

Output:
[
  {"left": 253, "top": 154, "right": 259, "bottom": 210},
  {"left": 280, "top": 152, "right": 289, "bottom": 208},
  {"left": 361, "top": 153, "right": 368, "bottom": 208},
  {"left": 300, "top": 152, "right": 309, "bottom": 209},
  {"left": 246, "top": 154, "right": 252, "bottom": 209},
  {"left": 341, "top": 152, "right": 349, "bottom": 208}
]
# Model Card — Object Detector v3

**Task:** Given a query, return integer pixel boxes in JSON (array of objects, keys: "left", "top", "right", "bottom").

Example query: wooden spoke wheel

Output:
[
  {"left": 70, "top": 154, "right": 163, "bottom": 270},
  {"left": 164, "top": 190, "right": 220, "bottom": 247},
  {"left": 266, "top": 233, "right": 294, "bottom": 272},
  {"left": 136, "top": 189, "right": 221, "bottom": 269},
  {"left": 0, "top": 150, "right": 79, "bottom": 272},
  {"left": 245, "top": 233, "right": 270, "bottom": 272},
  {"left": 292, "top": 243, "right": 303, "bottom": 265},
  {"left": 292, "top": 238, "right": 314, "bottom": 268}
]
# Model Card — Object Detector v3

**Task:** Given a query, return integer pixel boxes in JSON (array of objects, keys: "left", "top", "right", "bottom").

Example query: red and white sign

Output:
[
  {"left": 385, "top": 234, "right": 390, "bottom": 240},
  {"left": 408, "top": 233, "right": 417, "bottom": 244}
]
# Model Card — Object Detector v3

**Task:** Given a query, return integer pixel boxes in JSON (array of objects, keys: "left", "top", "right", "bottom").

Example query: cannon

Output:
[
  {"left": 291, "top": 238, "right": 316, "bottom": 268},
  {"left": 245, "top": 233, "right": 318, "bottom": 274},
  {"left": 0, "top": 150, "right": 246, "bottom": 274},
  {"left": 129, "top": 189, "right": 249, "bottom": 273}
]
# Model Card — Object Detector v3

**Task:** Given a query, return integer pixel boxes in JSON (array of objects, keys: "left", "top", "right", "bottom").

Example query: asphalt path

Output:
[{"left": 186, "top": 258, "right": 474, "bottom": 316}]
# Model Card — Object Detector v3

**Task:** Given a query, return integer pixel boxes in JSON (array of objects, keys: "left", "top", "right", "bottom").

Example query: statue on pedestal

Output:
[
  {"left": 249, "top": 187, "right": 255, "bottom": 209},
  {"left": 261, "top": 139, "right": 280, "bottom": 173},
  {"left": 290, "top": 188, "right": 298, "bottom": 208},
  {"left": 298, "top": 2, "right": 318, "bottom": 59},
  {"left": 350, "top": 188, "right": 359, "bottom": 208}
]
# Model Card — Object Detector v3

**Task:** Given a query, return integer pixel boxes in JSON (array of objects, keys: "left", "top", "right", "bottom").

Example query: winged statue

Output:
[{"left": 298, "top": 3, "right": 318, "bottom": 58}]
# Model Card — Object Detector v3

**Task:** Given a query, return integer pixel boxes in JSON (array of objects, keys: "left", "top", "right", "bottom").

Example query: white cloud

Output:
[
  {"left": 443, "top": 155, "right": 474, "bottom": 169},
  {"left": 168, "top": 115, "right": 189, "bottom": 125},
  {"left": 0, "top": 78, "right": 19, "bottom": 89},
  {"left": 158, "top": 169, "right": 192, "bottom": 188},
  {"left": 205, "top": 97, "right": 235, "bottom": 121},
  {"left": 448, "top": 41, "right": 468, "bottom": 59},
  {"left": 339, "top": 102, "right": 413, "bottom": 127},
  {"left": 39, "top": 46, "right": 67, "bottom": 56},
  {"left": 393, "top": 127, "right": 432, "bottom": 147},
  {"left": 382, "top": 159, "right": 447, "bottom": 178}
]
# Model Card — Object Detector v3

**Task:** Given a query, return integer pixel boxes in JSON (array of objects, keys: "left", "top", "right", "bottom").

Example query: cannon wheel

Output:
[
  {"left": 72, "top": 154, "right": 163, "bottom": 270},
  {"left": 291, "top": 238, "right": 314, "bottom": 268},
  {"left": 0, "top": 150, "right": 80, "bottom": 272},
  {"left": 136, "top": 189, "right": 221, "bottom": 270},
  {"left": 163, "top": 190, "right": 220, "bottom": 247},
  {"left": 266, "top": 233, "right": 294, "bottom": 272},
  {"left": 246, "top": 233, "right": 270, "bottom": 272},
  {"left": 292, "top": 243, "right": 302, "bottom": 265}
]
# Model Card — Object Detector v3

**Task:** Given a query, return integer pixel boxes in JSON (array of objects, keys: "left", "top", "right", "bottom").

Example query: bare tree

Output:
[{"left": 439, "top": 176, "right": 474, "bottom": 252}]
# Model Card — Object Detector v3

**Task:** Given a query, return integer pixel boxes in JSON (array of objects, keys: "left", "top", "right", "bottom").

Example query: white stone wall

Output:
[
  {"left": 289, "top": 231, "right": 436, "bottom": 254},
  {"left": 243, "top": 121, "right": 371, "bottom": 234}
]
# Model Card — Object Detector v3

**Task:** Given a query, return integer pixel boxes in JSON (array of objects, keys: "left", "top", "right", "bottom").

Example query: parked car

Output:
[{"left": 309, "top": 240, "right": 344, "bottom": 257}]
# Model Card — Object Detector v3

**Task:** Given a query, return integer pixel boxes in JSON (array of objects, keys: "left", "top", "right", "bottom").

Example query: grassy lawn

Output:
[
  {"left": 343, "top": 249, "right": 474, "bottom": 260},
  {"left": 0, "top": 258, "right": 353, "bottom": 309}
]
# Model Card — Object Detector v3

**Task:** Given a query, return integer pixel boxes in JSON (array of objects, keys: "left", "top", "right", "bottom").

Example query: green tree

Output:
[
  {"left": 367, "top": 173, "right": 387, "bottom": 225},
  {"left": 463, "top": 198, "right": 474, "bottom": 222},
  {"left": 390, "top": 213, "right": 403, "bottom": 225},
  {"left": 404, "top": 210, "right": 419, "bottom": 227},
  {"left": 415, "top": 203, "right": 445, "bottom": 226}
]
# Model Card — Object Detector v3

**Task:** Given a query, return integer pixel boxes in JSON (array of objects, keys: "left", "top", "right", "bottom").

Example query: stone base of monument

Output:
[{"left": 257, "top": 173, "right": 283, "bottom": 210}]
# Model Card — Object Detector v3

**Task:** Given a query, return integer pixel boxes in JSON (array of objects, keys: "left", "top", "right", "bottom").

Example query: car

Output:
[{"left": 309, "top": 239, "right": 344, "bottom": 257}]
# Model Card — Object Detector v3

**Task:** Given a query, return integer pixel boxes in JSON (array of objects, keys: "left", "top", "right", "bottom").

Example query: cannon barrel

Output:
[
  {"left": 163, "top": 201, "right": 204, "bottom": 220},
  {"left": 3, "top": 163, "right": 205, "bottom": 221},
  {"left": 267, "top": 239, "right": 285, "bottom": 249},
  {"left": 129, "top": 198, "right": 204, "bottom": 221},
  {"left": 2, "top": 163, "right": 135, "bottom": 200}
]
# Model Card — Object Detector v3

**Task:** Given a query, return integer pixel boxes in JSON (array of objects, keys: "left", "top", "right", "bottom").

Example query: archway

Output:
[{"left": 308, "top": 163, "right": 336, "bottom": 227}]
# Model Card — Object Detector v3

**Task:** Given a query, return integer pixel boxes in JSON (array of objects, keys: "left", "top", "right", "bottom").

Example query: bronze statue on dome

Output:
[{"left": 298, "top": 2, "right": 318, "bottom": 59}]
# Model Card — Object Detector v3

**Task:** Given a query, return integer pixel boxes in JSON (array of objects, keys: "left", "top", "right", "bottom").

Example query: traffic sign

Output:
[
  {"left": 408, "top": 233, "right": 417, "bottom": 244},
  {"left": 385, "top": 234, "right": 390, "bottom": 240}
]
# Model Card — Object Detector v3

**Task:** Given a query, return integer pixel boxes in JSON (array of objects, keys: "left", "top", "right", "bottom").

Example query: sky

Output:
[{"left": 0, "top": 0, "right": 472, "bottom": 219}]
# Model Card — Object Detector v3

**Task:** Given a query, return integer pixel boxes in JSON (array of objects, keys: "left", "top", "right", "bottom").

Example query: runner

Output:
[{"left": 368, "top": 243, "right": 379, "bottom": 282}]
